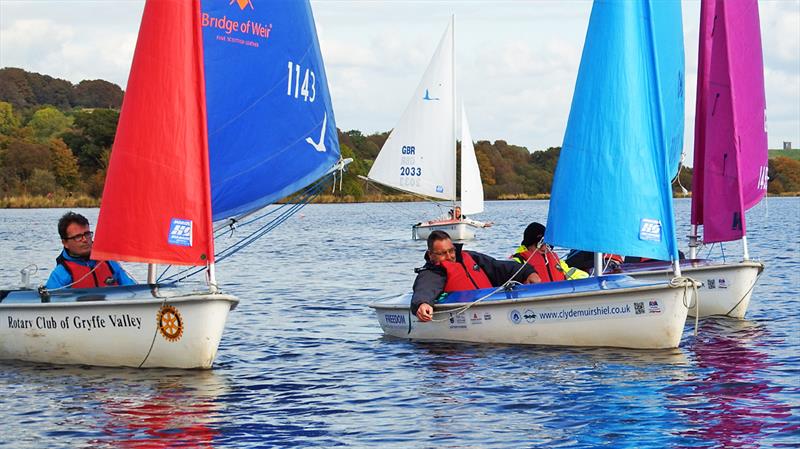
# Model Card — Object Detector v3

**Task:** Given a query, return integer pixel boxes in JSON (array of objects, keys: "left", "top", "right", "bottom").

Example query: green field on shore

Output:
[{"left": 770, "top": 149, "right": 800, "bottom": 160}]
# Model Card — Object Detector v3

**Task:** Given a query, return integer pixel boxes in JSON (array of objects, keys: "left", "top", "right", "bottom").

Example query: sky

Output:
[{"left": 1, "top": 0, "right": 798, "bottom": 162}]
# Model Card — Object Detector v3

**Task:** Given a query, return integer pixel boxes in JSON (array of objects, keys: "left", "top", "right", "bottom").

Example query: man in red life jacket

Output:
[
  {"left": 45, "top": 212, "right": 136, "bottom": 289},
  {"left": 412, "top": 230, "right": 540, "bottom": 322},
  {"left": 511, "top": 222, "right": 589, "bottom": 282}
]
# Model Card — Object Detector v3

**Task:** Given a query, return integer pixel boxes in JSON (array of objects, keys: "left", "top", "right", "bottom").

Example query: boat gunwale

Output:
[
  {"left": 622, "top": 259, "right": 765, "bottom": 276},
  {"left": 368, "top": 278, "right": 697, "bottom": 310},
  {"left": 0, "top": 291, "right": 239, "bottom": 310}
]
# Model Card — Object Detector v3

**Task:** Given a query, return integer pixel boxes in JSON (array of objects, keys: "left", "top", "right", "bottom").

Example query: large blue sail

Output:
[
  {"left": 201, "top": 0, "right": 340, "bottom": 221},
  {"left": 544, "top": 0, "right": 684, "bottom": 261}
]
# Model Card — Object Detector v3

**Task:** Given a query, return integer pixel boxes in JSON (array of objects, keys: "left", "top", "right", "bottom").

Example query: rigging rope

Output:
[{"left": 158, "top": 174, "right": 330, "bottom": 283}]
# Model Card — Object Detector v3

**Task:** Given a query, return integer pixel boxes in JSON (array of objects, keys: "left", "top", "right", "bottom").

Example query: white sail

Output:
[
  {"left": 459, "top": 106, "right": 484, "bottom": 216},
  {"left": 367, "top": 21, "right": 455, "bottom": 200}
]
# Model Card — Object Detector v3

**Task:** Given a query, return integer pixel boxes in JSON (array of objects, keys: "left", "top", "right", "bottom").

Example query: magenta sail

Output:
[{"left": 691, "top": 0, "right": 768, "bottom": 244}]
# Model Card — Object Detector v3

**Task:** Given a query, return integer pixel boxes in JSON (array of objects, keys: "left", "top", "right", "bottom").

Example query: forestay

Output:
[
  {"left": 545, "top": 0, "right": 685, "bottom": 262},
  {"left": 690, "top": 0, "right": 768, "bottom": 244},
  {"left": 366, "top": 21, "right": 456, "bottom": 200}
]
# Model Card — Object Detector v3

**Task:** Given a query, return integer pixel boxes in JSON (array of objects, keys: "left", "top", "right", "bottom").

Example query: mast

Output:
[{"left": 451, "top": 14, "right": 457, "bottom": 214}]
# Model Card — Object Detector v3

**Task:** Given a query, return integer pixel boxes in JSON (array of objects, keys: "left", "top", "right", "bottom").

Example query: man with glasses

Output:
[
  {"left": 45, "top": 212, "right": 136, "bottom": 289},
  {"left": 411, "top": 230, "right": 540, "bottom": 322}
]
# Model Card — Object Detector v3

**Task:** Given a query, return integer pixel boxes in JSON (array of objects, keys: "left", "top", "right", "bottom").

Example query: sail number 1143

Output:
[{"left": 287, "top": 61, "right": 316, "bottom": 102}]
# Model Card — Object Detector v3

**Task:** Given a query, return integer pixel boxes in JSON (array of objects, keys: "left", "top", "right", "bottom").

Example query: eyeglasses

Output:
[
  {"left": 64, "top": 231, "right": 94, "bottom": 242},
  {"left": 431, "top": 247, "right": 456, "bottom": 257}
]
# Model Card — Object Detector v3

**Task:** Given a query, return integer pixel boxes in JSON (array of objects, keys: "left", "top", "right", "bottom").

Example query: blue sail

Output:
[
  {"left": 544, "top": 0, "right": 684, "bottom": 262},
  {"left": 200, "top": 0, "right": 340, "bottom": 222}
]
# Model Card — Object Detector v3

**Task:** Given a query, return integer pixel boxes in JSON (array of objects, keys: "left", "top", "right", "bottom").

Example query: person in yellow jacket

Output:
[{"left": 511, "top": 222, "right": 589, "bottom": 282}]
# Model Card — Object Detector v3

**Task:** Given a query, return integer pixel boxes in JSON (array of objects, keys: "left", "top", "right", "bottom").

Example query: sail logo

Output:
[
  {"left": 422, "top": 89, "right": 440, "bottom": 101},
  {"left": 639, "top": 218, "right": 662, "bottom": 242},
  {"left": 436, "top": 185, "right": 444, "bottom": 193},
  {"left": 168, "top": 218, "right": 193, "bottom": 247},
  {"left": 230, "top": 0, "right": 254, "bottom": 10},
  {"left": 757, "top": 165, "right": 769, "bottom": 190},
  {"left": 305, "top": 113, "right": 327, "bottom": 152}
]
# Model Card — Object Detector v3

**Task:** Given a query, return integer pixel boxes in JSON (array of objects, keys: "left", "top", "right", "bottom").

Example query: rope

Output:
[
  {"left": 671, "top": 276, "right": 700, "bottom": 336},
  {"left": 138, "top": 295, "right": 168, "bottom": 368},
  {"left": 724, "top": 268, "right": 763, "bottom": 316}
]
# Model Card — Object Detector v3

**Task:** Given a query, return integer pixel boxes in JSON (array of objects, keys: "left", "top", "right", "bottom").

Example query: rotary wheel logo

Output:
[{"left": 157, "top": 305, "right": 183, "bottom": 342}]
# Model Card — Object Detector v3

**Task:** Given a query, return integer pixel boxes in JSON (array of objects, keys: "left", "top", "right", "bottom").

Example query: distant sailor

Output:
[
  {"left": 411, "top": 230, "right": 539, "bottom": 322},
  {"left": 45, "top": 212, "right": 136, "bottom": 289}
]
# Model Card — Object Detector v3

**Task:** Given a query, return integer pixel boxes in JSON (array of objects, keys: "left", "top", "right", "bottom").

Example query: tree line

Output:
[{"left": 1, "top": 67, "right": 798, "bottom": 206}]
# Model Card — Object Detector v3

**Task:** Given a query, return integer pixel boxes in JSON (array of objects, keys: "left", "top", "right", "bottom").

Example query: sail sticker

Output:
[
  {"left": 436, "top": 185, "right": 444, "bottom": 193},
  {"left": 758, "top": 165, "right": 769, "bottom": 190},
  {"left": 639, "top": 219, "right": 662, "bottom": 242},
  {"left": 168, "top": 218, "right": 193, "bottom": 247}
]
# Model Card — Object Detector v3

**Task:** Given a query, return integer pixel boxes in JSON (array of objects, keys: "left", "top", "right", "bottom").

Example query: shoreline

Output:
[{"left": 3, "top": 192, "right": 799, "bottom": 209}]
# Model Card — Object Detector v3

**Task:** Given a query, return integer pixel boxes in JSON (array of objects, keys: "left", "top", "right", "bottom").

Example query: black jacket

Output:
[{"left": 410, "top": 244, "right": 536, "bottom": 315}]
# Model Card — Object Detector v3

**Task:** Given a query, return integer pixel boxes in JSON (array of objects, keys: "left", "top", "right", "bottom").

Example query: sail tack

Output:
[{"left": 545, "top": 0, "right": 685, "bottom": 262}]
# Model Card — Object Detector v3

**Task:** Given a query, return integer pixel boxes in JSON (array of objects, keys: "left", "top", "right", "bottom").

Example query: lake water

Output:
[{"left": 0, "top": 198, "right": 798, "bottom": 448}]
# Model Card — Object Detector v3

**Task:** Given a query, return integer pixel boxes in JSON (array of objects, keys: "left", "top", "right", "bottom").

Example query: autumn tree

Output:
[
  {"left": 74, "top": 79, "right": 124, "bottom": 109},
  {"left": 26, "top": 106, "right": 72, "bottom": 141},
  {"left": 60, "top": 108, "right": 119, "bottom": 174},
  {"left": 0, "top": 101, "right": 21, "bottom": 136},
  {"left": 50, "top": 138, "right": 82, "bottom": 191},
  {"left": 768, "top": 156, "right": 800, "bottom": 193}
]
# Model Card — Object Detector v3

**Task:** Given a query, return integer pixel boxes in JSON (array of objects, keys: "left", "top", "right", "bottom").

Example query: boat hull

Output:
[
  {"left": 621, "top": 260, "right": 764, "bottom": 319},
  {"left": 0, "top": 285, "right": 238, "bottom": 369},
  {"left": 412, "top": 220, "right": 482, "bottom": 240},
  {"left": 370, "top": 276, "right": 692, "bottom": 349}
]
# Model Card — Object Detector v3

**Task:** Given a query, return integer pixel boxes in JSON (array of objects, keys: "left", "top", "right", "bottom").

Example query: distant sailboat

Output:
[
  {"left": 621, "top": 0, "right": 766, "bottom": 318},
  {"left": 371, "top": 1, "right": 696, "bottom": 349},
  {"left": 364, "top": 18, "right": 489, "bottom": 241},
  {"left": 0, "top": 0, "right": 342, "bottom": 368}
]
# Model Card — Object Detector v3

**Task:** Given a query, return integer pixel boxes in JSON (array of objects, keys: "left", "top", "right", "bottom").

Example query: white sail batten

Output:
[
  {"left": 366, "top": 22, "right": 456, "bottom": 201},
  {"left": 459, "top": 106, "right": 484, "bottom": 216}
]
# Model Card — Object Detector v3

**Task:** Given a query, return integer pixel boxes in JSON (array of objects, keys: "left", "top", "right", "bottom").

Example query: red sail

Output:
[{"left": 93, "top": 0, "right": 214, "bottom": 266}]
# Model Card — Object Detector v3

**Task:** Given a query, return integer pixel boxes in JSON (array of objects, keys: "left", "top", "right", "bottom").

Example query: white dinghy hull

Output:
[
  {"left": 622, "top": 260, "right": 763, "bottom": 319},
  {"left": 0, "top": 285, "right": 238, "bottom": 369},
  {"left": 370, "top": 276, "right": 692, "bottom": 349},
  {"left": 412, "top": 220, "right": 483, "bottom": 241}
]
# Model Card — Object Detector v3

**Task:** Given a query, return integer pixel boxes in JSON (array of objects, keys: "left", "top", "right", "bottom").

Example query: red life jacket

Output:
[
  {"left": 441, "top": 251, "right": 493, "bottom": 292},
  {"left": 57, "top": 256, "right": 119, "bottom": 288},
  {"left": 515, "top": 249, "right": 566, "bottom": 282}
]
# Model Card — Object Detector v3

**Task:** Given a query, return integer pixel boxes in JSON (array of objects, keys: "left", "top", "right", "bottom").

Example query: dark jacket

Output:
[{"left": 410, "top": 243, "right": 536, "bottom": 315}]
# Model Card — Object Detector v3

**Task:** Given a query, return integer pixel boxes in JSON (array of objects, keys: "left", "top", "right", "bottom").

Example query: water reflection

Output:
[
  {"left": 0, "top": 363, "right": 228, "bottom": 449},
  {"left": 91, "top": 371, "right": 227, "bottom": 448},
  {"left": 669, "top": 320, "right": 794, "bottom": 448}
]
